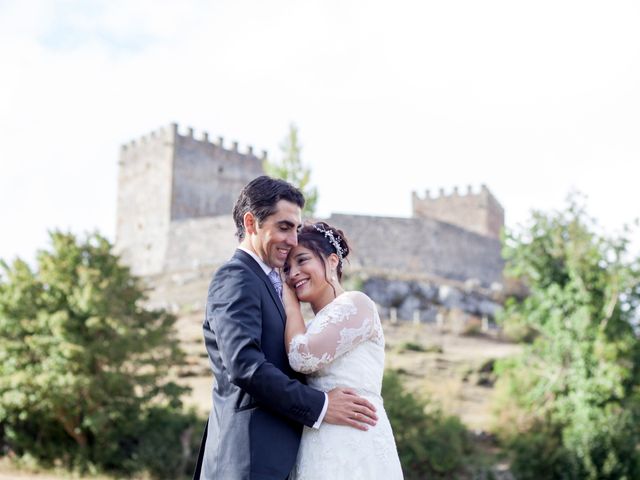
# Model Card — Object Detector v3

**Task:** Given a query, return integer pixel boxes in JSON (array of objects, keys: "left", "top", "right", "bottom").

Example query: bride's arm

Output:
[
  {"left": 283, "top": 281, "right": 306, "bottom": 352},
  {"left": 287, "top": 291, "right": 379, "bottom": 374}
]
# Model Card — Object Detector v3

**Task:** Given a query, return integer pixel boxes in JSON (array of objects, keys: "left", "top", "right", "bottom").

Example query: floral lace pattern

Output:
[{"left": 288, "top": 291, "right": 384, "bottom": 374}]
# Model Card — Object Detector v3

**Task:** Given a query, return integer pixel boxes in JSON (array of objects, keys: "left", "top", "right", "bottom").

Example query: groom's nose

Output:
[{"left": 286, "top": 230, "right": 298, "bottom": 247}]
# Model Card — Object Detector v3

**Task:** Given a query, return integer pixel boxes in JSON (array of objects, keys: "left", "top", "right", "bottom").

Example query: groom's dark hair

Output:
[{"left": 233, "top": 176, "right": 305, "bottom": 241}]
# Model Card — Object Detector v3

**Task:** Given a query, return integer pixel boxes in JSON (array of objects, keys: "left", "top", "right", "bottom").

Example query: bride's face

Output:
[{"left": 284, "top": 245, "right": 331, "bottom": 302}]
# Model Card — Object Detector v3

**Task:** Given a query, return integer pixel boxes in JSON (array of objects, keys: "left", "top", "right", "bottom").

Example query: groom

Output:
[{"left": 194, "top": 176, "right": 378, "bottom": 480}]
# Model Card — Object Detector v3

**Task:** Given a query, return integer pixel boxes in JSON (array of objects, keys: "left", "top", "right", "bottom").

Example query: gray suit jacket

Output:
[{"left": 195, "top": 249, "right": 325, "bottom": 480}]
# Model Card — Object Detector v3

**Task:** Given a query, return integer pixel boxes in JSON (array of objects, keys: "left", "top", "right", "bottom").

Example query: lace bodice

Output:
[{"left": 288, "top": 291, "right": 385, "bottom": 397}]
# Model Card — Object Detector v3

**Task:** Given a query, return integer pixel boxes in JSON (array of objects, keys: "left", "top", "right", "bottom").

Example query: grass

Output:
[{"left": 397, "top": 341, "right": 444, "bottom": 353}]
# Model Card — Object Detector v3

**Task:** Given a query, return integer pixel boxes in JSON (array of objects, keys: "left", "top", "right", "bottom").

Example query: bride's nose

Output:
[{"left": 288, "top": 265, "right": 300, "bottom": 278}]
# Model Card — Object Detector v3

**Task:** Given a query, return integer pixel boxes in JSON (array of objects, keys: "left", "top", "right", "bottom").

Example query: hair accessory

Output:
[{"left": 311, "top": 224, "right": 345, "bottom": 266}]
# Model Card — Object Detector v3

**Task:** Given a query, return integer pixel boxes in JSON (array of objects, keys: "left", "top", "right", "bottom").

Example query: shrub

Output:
[
  {"left": 132, "top": 406, "right": 204, "bottom": 479},
  {"left": 382, "top": 369, "right": 471, "bottom": 479},
  {"left": 398, "top": 341, "right": 427, "bottom": 352}
]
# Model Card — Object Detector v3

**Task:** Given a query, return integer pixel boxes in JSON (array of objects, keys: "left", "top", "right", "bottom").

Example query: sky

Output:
[{"left": 1, "top": 0, "right": 639, "bottom": 264}]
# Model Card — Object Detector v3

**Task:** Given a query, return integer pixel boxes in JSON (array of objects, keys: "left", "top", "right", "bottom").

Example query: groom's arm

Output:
[{"left": 207, "top": 265, "right": 325, "bottom": 427}]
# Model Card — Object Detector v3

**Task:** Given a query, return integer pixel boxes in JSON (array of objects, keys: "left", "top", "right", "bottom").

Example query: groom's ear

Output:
[{"left": 244, "top": 212, "right": 257, "bottom": 235}]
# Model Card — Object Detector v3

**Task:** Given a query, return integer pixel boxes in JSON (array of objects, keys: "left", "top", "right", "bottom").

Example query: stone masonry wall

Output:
[
  {"left": 412, "top": 185, "right": 505, "bottom": 239},
  {"left": 116, "top": 126, "right": 175, "bottom": 276},
  {"left": 327, "top": 213, "right": 504, "bottom": 288},
  {"left": 171, "top": 128, "right": 264, "bottom": 221},
  {"left": 163, "top": 215, "right": 238, "bottom": 273}
]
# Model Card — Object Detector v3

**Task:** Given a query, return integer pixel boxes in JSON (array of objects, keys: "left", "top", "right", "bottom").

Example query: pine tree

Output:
[{"left": 0, "top": 231, "right": 187, "bottom": 470}]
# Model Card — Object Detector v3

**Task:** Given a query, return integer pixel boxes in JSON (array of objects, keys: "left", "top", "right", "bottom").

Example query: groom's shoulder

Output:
[
  {"left": 211, "top": 251, "right": 256, "bottom": 284},
  {"left": 207, "top": 259, "right": 255, "bottom": 301}
]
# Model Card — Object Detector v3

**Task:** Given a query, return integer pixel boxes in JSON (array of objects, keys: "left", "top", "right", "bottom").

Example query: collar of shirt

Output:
[{"left": 237, "top": 246, "right": 275, "bottom": 276}]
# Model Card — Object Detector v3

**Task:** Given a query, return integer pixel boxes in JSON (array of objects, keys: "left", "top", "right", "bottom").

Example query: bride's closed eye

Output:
[{"left": 296, "top": 254, "right": 311, "bottom": 263}]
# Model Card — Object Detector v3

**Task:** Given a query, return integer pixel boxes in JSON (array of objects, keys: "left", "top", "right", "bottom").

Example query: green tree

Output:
[
  {"left": 0, "top": 231, "right": 189, "bottom": 474},
  {"left": 494, "top": 195, "right": 640, "bottom": 479},
  {"left": 264, "top": 123, "right": 318, "bottom": 217}
]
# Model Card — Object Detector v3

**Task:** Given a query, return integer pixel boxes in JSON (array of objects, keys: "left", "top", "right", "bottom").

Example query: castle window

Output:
[{"left": 218, "top": 166, "right": 224, "bottom": 173}]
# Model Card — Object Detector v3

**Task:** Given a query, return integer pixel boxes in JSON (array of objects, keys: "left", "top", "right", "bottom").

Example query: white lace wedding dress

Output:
[{"left": 288, "top": 291, "right": 404, "bottom": 480}]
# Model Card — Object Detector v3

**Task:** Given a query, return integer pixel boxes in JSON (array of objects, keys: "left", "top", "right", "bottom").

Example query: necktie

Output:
[{"left": 268, "top": 269, "right": 283, "bottom": 299}]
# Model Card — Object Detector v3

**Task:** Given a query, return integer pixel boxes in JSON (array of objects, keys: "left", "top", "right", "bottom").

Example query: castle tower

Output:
[
  {"left": 411, "top": 185, "right": 505, "bottom": 239},
  {"left": 115, "top": 123, "right": 265, "bottom": 276}
]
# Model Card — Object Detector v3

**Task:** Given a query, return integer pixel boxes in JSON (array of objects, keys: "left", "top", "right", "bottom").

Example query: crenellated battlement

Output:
[
  {"left": 120, "top": 123, "right": 268, "bottom": 159},
  {"left": 120, "top": 124, "right": 172, "bottom": 151},
  {"left": 412, "top": 184, "right": 504, "bottom": 239},
  {"left": 412, "top": 183, "right": 494, "bottom": 201}
]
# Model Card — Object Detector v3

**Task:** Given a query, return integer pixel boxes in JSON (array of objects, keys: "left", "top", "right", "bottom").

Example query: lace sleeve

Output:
[{"left": 288, "top": 291, "right": 377, "bottom": 374}]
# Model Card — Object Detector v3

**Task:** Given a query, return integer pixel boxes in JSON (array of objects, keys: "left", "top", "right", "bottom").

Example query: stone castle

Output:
[{"left": 116, "top": 124, "right": 506, "bottom": 322}]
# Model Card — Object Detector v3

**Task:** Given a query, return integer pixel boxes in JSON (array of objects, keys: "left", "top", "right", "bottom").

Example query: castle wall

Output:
[
  {"left": 157, "top": 211, "right": 503, "bottom": 290},
  {"left": 163, "top": 215, "right": 238, "bottom": 273},
  {"left": 412, "top": 185, "right": 505, "bottom": 239},
  {"left": 327, "top": 213, "right": 504, "bottom": 288},
  {"left": 116, "top": 127, "right": 175, "bottom": 276},
  {"left": 171, "top": 129, "right": 264, "bottom": 220}
]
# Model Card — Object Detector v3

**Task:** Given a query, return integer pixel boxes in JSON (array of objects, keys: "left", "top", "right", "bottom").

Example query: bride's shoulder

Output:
[{"left": 342, "top": 290, "right": 375, "bottom": 308}]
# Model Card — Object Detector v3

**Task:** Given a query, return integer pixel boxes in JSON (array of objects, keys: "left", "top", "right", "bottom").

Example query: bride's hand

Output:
[{"left": 282, "top": 280, "right": 299, "bottom": 309}]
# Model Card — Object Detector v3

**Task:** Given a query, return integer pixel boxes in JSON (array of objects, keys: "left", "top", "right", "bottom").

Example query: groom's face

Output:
[{"left": 249, "top": 200, "right": 302, "bottom": 269}]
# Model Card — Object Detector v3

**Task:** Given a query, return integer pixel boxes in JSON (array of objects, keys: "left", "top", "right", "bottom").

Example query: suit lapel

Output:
[{"left": 233, "top": 250, "right": 286, "bottom": 324}]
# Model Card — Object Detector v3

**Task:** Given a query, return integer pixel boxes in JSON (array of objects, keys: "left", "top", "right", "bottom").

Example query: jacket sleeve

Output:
[{"left": 206, "top": 264, "right": 325, "bottom": 427}]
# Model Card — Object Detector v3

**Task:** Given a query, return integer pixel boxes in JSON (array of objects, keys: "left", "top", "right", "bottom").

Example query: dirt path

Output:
[{"left": 383, "top": 322, "right": 521, "bottom": 430}]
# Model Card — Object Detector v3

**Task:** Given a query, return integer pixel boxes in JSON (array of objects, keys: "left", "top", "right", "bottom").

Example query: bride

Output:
[{"left": 282, "top": 222, "right": 403, "bottom": 479}]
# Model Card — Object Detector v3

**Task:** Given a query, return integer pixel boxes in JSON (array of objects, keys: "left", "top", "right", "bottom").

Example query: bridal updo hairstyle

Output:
[{"left": 296, "top": 221, "right": 351, "bottom": 281}]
